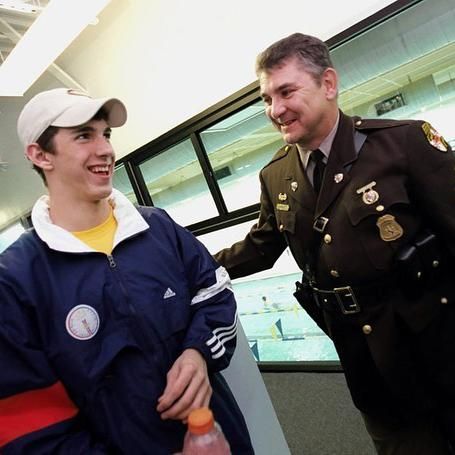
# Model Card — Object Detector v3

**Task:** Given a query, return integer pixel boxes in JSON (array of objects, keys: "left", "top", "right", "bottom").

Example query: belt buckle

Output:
[{"left": 333, "top": 286, "right": 360, "bottom": 315}]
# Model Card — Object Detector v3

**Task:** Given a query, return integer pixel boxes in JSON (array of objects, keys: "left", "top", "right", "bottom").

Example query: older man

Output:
[{"left": 216, "top": 33, "right": 455, "bottom": 454}]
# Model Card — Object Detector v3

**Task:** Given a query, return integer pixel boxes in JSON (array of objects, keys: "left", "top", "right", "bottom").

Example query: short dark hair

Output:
[
  {"left": 255, "top": 33, "right": 334, "bottom": 81},
  {"left": 35, "top": 126, "right": 58, "bottom": 185},
  {"left": 33, "top": 107, "right": 110, "bottom": 185}
]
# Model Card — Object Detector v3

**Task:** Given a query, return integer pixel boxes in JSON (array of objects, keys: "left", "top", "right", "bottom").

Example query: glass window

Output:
[
  {"left": 334, "top": 0, "right": 455, "bottom": 144},
  {"left": 139, "top": 139, "right": 218, "bottom": 226},
  {"left": 0, "top": 222, "right": 25, "bottom": 253},
  {"left": 113, "top": 164, "right": 138, "bottom": 205},
  {"left": 199, "top": 221, "right": 338, "bottom": 362},
  {"left": 200, "top": 101, "right": 284, "bottom": 212}
]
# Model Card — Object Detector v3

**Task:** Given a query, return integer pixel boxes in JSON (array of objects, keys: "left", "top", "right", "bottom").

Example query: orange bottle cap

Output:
[{"left": 188, "top": 407, "right": 215, "bottom": 435}]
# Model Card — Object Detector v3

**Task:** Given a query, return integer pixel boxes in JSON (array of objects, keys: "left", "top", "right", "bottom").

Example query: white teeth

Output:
[{"left": 90, "top": 165, "right": 109, "bottom": 173}]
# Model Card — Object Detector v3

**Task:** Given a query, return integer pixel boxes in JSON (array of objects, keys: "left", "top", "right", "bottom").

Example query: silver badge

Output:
[
  {"left": 291, "top": 181, "right": 298, "bottom": 192},
  {"left": 66, "top": 305, "right": 100, "bottom": 340},
  {"left": 334, "top": 173, "right": 344, "bottom": 183}
]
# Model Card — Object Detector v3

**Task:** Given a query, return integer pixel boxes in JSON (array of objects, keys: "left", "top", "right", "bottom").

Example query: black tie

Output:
[{"left": 311, "top": 149, "right": 326, "bottom": 194}]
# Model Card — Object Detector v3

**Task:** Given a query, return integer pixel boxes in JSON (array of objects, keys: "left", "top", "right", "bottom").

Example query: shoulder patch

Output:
[{"left": 421, "top": 122, "right": 448, "bottom": 152}]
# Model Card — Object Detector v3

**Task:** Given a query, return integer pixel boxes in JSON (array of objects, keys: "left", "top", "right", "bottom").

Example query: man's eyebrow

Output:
[
  {"left": 68, "top": 125, "right": 112, "bottom": 134},
  {"left": 276, "top": 82, "right": 294, "bottom": 92},
  {"left": 260, "top": 82, "right": 294, "bottom": 98},
  {"left": 68, "top": 125, "right": 95, "bottom": 134}
]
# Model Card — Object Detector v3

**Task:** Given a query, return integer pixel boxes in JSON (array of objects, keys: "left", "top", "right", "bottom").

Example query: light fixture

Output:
[{"left": 0, "top": 0, "right": 111, "bottom": 96}]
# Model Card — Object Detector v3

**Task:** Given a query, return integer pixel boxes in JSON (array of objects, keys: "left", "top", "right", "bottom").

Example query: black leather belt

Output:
[
  {"left": 309, "top": 275, "right": 397, "bottom": 315},
  {"left": 312, "top": 285, "right": 361, "bottom": 315}
]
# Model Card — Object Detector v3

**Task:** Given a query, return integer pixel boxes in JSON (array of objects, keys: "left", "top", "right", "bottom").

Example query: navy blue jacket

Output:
[{"left": 0, "top": 191, "right": 253, "bottom": 454}]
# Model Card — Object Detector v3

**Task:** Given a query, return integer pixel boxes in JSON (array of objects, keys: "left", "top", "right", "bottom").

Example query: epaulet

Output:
[
  {"left": 352, "top": 116, "right": 414, "bottom": 131},
  {"left": 263, "top": 144, "right": 293, "bottom": 170}
]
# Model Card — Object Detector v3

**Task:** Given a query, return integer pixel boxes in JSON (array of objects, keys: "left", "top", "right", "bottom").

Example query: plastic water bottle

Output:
[{"left": 182, "top": 407, "right": 231, "bottom": 454}]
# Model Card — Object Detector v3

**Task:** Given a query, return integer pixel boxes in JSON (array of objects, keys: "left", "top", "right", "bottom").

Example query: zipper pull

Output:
[{"left": 107, "top": 254, "right": 116, "bottom": 268}]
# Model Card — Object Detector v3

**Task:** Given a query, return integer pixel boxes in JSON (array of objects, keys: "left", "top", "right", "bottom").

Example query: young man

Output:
[
  {"left": 215, "top": 33, "right": 455, "bottom": 454},
  {"left": 0, "top": 88, "right": 253, "bottom": 454}
]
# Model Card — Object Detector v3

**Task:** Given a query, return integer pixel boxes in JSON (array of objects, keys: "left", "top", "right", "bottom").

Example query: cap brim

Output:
[{"left": 51, "top": 97, "right": 127, "bottom": 129}]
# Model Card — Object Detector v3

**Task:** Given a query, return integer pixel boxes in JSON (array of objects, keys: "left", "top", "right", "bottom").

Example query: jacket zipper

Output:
[{"left": 105, "top": 254, "right": 163, "bottom": 355}]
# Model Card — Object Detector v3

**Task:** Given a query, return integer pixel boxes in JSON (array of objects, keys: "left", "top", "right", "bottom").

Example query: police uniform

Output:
[{"left": 215, "top": 111, "right": 455, "bottom": 447}]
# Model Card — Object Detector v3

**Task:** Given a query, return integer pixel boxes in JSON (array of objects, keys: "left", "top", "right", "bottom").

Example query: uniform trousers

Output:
[
  {"left": 362, "top": 410, "right": 454, "bottom": 455},
  {"left": 359, "top": 300, "right": 455, "bottom": 455}
]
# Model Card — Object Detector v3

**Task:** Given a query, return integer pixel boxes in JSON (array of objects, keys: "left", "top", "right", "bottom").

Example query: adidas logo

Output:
[{"left": 163, "top": 288, "right": 176, "bottom": 299}]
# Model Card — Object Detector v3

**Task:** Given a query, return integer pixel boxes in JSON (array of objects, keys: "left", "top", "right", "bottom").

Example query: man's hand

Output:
[{"left": 157, "top": 348, "right": 212, "bottom": 421}]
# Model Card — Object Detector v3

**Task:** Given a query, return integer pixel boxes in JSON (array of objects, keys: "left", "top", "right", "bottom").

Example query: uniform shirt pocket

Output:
[
  {"left": 344, "top": 185, "right": 410, "bottom": 270},
  {"left": 346, "top": 187, "right": 410, "bottom": 226}
]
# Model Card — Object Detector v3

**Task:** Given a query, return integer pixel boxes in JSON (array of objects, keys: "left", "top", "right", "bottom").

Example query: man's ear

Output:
[
  {"left": 322, "top": 68, "right": 338, "bottom": 101},
  {"left": 25, "top": 144, "right": 54, "bottom": 172}
]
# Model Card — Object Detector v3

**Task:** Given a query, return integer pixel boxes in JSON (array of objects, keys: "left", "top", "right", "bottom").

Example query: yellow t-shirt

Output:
[{"left": 72, "top": 209, "right": 118, "bottom": 255}]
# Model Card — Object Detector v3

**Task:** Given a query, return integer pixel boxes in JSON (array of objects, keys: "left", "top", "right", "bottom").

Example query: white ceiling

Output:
[{"left": 0, "top": 1, "right": 47, "bottom": 62}]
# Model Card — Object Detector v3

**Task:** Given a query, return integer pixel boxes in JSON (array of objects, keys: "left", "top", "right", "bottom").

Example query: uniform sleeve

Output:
[
  {"left": 0, "top": 281, "right": 108, "bottom": 454},
  {"left": 406, "top": 122, "right": 455, "bottom": 256},
  {"left": 214, "top": 170, "right": 288, "bottom": 279}
]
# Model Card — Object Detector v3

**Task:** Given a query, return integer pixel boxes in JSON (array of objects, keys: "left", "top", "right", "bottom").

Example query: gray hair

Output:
[{"left": 255, "top": 33, "right": 334, "bottom": 82}]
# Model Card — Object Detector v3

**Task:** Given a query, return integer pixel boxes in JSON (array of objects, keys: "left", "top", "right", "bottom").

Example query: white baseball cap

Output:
[{"left": 17, "top": 88, "right": 127, "bottom": 147}]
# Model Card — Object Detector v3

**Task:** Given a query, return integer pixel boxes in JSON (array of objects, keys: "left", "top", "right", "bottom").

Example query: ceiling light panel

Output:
[{"left": 0, "top": 0, "right": 111, "bottom": 96}]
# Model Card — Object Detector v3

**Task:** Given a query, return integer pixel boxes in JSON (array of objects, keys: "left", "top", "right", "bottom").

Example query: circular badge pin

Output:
[
  {"left": 66, "top": 305, "right": 100, "bottom": 340},
  {"left": 356, "top": 181, "right": 380, "bottom": 205},
  {"left": 362, "top": 189, "right": 379, "bottom": 205}
]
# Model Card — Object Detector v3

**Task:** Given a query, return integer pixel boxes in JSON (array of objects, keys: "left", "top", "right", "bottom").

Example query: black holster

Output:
[
  {"left": 395, "top": 230, "right": 446, "bottom": 298},
  {"left": 293, "top": 280, "right": 314, "bottom": 307},
  {"left": 294, "top": 280, "right": 329, "bottom": 334}
]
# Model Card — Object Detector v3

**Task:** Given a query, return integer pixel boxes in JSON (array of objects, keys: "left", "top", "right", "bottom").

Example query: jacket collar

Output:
[{"left": 31, "top": 188, "right": 149, "bottom": 253}]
